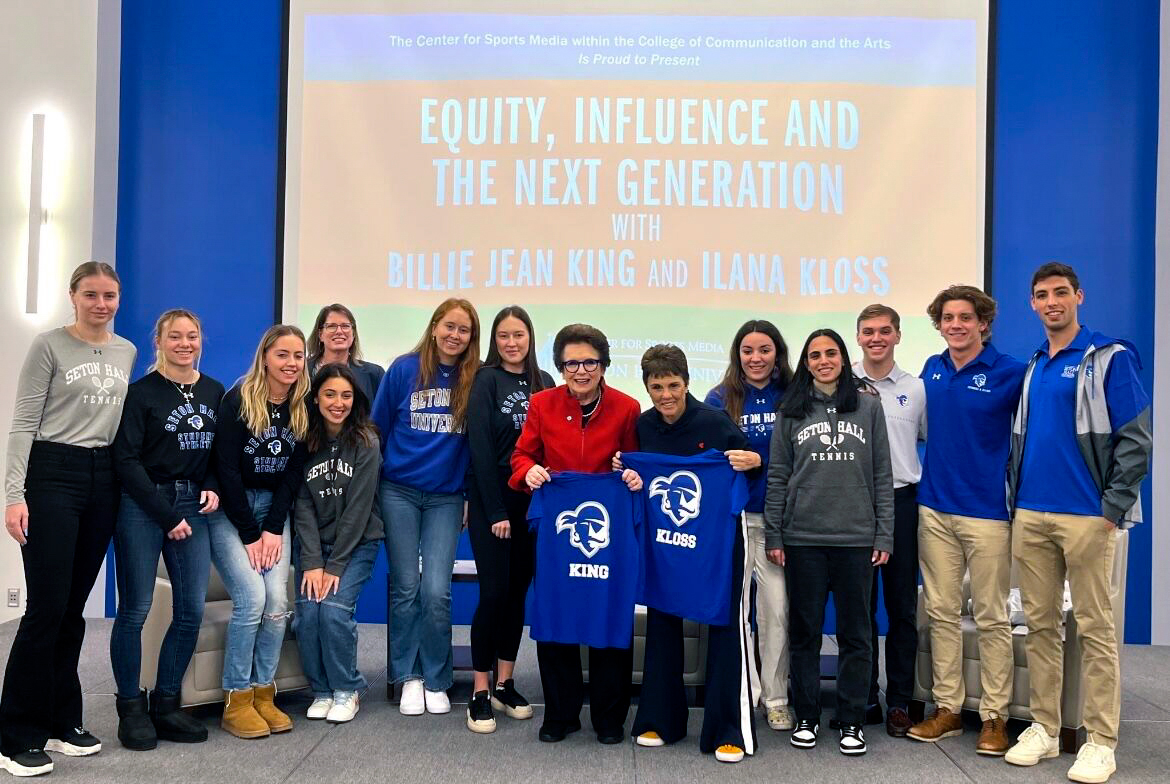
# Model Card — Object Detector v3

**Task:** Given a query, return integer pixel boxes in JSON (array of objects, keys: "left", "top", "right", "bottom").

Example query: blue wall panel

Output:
[{"left": 990, "top": 0, "right": 1159, "bottom": 642}]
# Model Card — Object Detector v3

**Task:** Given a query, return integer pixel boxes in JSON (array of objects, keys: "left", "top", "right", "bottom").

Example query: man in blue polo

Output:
[
  {"left": 1002, "top": 262, "right": 1151, "bottom": 784},
  {"left": 907, "top": 285, "right": 1025, "bottom": 757}
]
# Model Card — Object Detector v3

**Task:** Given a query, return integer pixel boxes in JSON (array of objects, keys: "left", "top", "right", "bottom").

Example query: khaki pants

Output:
[
  {"left": 744, "top": 513, "right": 789, "bottom": 708},
  {"left": 1012, "top": 508, "right": 1119, "bottom": 746},
  {"left": 918, "top": 506, "right": 1013, "bottom": 720}
]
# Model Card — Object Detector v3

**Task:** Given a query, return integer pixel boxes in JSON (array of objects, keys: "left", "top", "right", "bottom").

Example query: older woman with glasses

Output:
[{"left": 509, "top": 323, "right": 641, "bottom": 745}]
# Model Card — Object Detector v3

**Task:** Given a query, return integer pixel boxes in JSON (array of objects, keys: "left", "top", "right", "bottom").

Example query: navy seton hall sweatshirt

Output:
[{"left": 763, "top": 388, "right": 894, "bottom": 553}]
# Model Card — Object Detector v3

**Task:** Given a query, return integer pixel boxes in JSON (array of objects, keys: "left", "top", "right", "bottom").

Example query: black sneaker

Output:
[
  {"left": 466, "top": 691, "right": 496, "bottom": 734},
  {"left": 46, "top": 727, "right": 101, "bottom": 756},
  {"left": 0, "top": 748, "right": 53, "bottom": 776},
  {"left": 790, "top": 719, "right": 819, "bottom": 749},
  {"left": 839, "top": 724, "right": 867, "bottom": 755},
  {"left": 491, "top": 679, "right": 534, "bottom": 720}
]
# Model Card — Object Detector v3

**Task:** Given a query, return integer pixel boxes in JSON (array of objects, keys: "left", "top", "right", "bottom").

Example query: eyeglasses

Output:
[
  {"left": 562, "top": 359, "right": 600, "bottom": 373},
  {"left": 323, "top": 323, "right": 353, "bottom": 333}
]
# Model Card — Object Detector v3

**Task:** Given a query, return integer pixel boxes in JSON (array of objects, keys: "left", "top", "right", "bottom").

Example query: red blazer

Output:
[{"left": 509, "top": 382, "right": 640, "bottom": 491}]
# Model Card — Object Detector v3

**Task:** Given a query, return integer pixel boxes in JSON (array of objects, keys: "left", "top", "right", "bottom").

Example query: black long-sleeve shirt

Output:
[
  {"left": 635, "top": 393, "right": 751, "bottom": 457},
  {"left": 466, "top": 365, "right": 554, "bottom": 522},
  {"left": 215, "top": 385, "right": 308, "bottom": 544},
  {"left": 112, "top": 371, "right": 225, "bottom": 532}
]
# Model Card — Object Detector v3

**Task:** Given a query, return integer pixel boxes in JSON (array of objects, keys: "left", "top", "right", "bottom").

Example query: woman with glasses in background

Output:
[{"left": 307, "top": 304, "right": 384, "bottom": 403}]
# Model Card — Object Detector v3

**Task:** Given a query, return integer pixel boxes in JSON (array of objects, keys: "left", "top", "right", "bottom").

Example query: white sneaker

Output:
[
  {"left": 399, "top": 680, "right": 425, "bottom": 716},
  {"left": 326, "top": 692, "right": 359, "bottom": 723},
  {"left": 1067, "top": 736, "right": 1116, "bottom": 783},
  {"left": 306, "top": 697, "right": 333, "bottom": 720},
  {"left": 767, "top": 705, "right": 795, "bottom": 731},
  {"left": 1005, "top": 722, "right": 1060, "bottom": 766},
  {"left": 424, "top": 688, "right": 451, "bottom": 714}
]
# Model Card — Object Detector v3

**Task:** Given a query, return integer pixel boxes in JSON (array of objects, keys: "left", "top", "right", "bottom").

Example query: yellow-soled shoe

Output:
[
  {"left": 635, "top": 731, "right": 665, "bottom": 747},
  {"left": 715, "top": 744, "right": 745, "bottom": 763}
]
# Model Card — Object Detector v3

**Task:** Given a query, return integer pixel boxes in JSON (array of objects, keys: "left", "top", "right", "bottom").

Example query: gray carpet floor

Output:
[{"left": 3, "top": 619, "right": 1167, "bottom": 783}]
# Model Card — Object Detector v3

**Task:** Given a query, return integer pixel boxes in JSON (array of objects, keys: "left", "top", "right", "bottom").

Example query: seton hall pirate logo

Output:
[
  {"left": 555, "top": 501, "right": 610, "bottom": 559},
  {"left": 648, "top": 470, "right": 702, "bottom": 527}
]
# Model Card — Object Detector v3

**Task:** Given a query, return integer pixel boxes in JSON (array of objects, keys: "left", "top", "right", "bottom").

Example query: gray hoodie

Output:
[
  {"left": 764, "top": 389, "right": 894, "bottom": 552},
  {"left": 294, "top": 437, "right": 385, "bottom": 576}
]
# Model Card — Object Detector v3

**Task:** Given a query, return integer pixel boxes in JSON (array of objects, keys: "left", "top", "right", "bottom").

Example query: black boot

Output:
[
  {"left": 116, "top": 691, "right": 157, "bottom": 750},
  {"left": 149, "top": 690, "right": 208, "bottom": 743}
]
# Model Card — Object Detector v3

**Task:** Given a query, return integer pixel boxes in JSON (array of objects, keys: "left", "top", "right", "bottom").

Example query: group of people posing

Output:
[{"left": 0, "top": 261, "right": 1150, "bottom": 784}]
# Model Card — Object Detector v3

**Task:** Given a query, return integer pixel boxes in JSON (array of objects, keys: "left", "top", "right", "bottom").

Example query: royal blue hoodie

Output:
[{"left": 371, "top": 353, "right": 468, "bottom": 494}]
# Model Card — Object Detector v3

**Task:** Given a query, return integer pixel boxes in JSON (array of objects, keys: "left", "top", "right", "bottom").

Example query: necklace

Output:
[{"left": 171, "top": 380, "right": 194, "bottom": 403}]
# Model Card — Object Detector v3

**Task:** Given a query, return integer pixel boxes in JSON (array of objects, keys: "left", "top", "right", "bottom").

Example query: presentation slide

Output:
[{"left": 283, "top": 1, "right": 990, "bottom": 401}]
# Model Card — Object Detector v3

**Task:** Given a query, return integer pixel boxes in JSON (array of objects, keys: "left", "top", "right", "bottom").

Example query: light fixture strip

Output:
[{"left": 26, "top": 113, "right": 46, "bottom": 315}]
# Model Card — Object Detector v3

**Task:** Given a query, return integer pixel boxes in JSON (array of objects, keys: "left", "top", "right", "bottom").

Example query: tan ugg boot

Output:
[
  {"left": 221, "top": 689, "right": 270, "bottom": 739},
  {"left": 252, "top": 683, "right": 293, "bottom": 733}
]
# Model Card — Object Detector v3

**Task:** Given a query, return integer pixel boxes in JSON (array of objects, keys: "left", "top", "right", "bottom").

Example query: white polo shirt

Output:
[{"left": 853, "top": 361, "right": 926, "bottom": 488}]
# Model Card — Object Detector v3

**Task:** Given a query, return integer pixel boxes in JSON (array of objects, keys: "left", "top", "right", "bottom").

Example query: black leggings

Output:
[
  {"left": 467, "top": 482, "right": 534, "bottom": 673},
  {"left": 0, "top": 442, "right": 119, "bottom": 755}
]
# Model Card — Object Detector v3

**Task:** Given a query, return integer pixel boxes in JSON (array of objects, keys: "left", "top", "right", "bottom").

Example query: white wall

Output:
[
  {"left": 1151, "top": 0, "right": 1170, "bottom": 645},
  {"left": 0, "top": 0, "right": 120, "bottom": 622}
]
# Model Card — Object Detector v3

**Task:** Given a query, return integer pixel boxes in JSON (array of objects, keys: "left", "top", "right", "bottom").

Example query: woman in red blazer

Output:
[{"left": 509, "top": 323, "right": 641, "bottom": 745}]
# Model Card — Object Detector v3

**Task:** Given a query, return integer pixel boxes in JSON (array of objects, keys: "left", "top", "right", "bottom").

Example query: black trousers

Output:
[
  {"left": 537, "top": 642, "right": 632, "bottom": 736},
  {"left": 868, "top": 484, "right": 920, "bottom": 709},
  {"left": 0, "top": 442, "right": 119, "bottom": 754},
  {"left": 632, "top": 520, "right": 758, "bottom": 754},
  {"left": 785, "top": 545, "right": 873, "bottom": 726},
  {"left": 467, "top": 479, "right": 534, "bottom": 673}
]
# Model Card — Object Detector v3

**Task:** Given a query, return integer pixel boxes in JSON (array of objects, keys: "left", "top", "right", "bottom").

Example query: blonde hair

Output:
[
  {"left": 412, "top": 299, "right": 481, "bottom": 433},
  {"left": 239, "top": 325, "right": 309, "bottom": 440},
  {"left": 148, "top": 308, "right": 203, "bottom": 375},
  {"left": 69, "top": 261, "right": 120, "bottom": 293}
]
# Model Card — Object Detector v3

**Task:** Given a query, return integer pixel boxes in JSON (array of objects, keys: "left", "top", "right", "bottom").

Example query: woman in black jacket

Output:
[{"left": 464, "top": 306, "right": 552, "bottom": 734}]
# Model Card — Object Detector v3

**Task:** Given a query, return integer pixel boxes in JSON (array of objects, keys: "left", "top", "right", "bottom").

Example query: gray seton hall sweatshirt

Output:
[
  {"left": 293, "top": 437, "right": 384, "bottom": 576},
  {"left": 763, "top": 387, "right": 894, "bottom": 553}
]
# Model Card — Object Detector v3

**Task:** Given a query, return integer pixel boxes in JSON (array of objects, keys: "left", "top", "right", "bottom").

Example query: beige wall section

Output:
[{"left": 0, "top": 0, "right": 121, "bottom": 623}]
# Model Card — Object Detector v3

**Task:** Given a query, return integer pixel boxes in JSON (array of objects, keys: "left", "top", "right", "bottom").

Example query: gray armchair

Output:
[{"left": 139, "top": 559, "right": 309, "bottom": 707}]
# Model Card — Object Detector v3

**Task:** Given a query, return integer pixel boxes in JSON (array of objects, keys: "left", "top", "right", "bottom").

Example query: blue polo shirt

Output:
[
  {"left": 919, "top": 344, "right": 1026, "bottom": 521},
  {"left": 1016, "top": 327, "right": 1145, "bottom": 517}
]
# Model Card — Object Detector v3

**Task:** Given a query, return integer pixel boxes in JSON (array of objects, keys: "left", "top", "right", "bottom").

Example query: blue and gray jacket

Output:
[{"left": 1007, "top": 331, "right": 1152, "bottom": 527}]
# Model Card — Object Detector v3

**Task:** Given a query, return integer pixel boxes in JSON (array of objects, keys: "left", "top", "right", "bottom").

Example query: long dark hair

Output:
[
  {"left": 714, "top": 319, "right": 794, "bottom": 422},
  {"left": 483, "top": 305, "right": 550, "bottom": 392},
  {"left": 307, "top": 363, "right": 377, "bottom": 453},
  {"left": 780, "top": 328, "right": 862, "bottom": 418}
]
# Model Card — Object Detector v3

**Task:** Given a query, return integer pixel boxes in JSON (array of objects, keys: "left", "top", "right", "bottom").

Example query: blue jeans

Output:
[
  {"left": 381, "top": 480, "right": 462, "bottom": 690},
  {"left": 109, "top": 483, "right": 211, "bottom": 698},
  {"left": 293, "top": 540, "right": 379, "bottom": 696},
  {"left": 208, "top": 489, "right": 292, "bottom": 691}
]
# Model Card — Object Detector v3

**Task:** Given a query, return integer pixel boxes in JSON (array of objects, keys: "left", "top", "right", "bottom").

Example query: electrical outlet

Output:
[{"left": 6, "top": 589, "right": 18, "bottom": 608}]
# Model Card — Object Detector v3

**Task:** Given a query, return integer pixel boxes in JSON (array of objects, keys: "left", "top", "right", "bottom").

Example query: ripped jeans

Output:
[{"left": 208, "top": 489, "right": 293, "bottom": 692}]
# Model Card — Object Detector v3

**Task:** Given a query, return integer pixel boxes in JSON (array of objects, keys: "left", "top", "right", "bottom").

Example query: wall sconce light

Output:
[{"left": 26, "top": 113, "right": 47, "bottom": 315}]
